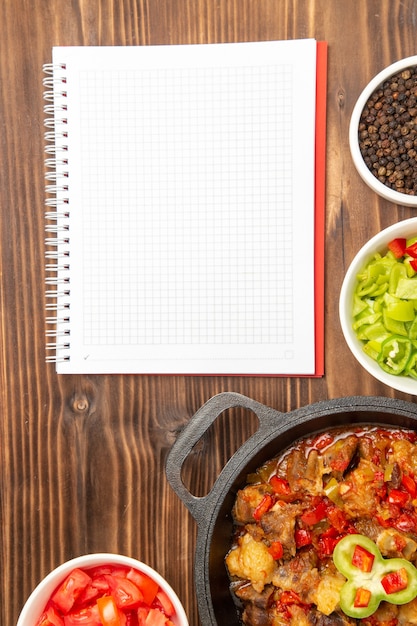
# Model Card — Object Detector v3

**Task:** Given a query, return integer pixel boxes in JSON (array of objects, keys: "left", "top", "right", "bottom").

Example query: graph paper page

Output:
[{"left": 51, "top": 41, "right": 319, "bottom": 374}]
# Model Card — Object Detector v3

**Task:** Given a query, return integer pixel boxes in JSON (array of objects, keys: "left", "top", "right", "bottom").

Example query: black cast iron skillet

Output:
[{"left": 166, "top": 392, "right": 417, "bottom": 626}]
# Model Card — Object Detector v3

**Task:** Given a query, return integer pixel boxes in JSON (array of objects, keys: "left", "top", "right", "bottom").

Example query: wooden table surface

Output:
[{"left": 3, "top": 1, "right": 417, "bottom": 624}]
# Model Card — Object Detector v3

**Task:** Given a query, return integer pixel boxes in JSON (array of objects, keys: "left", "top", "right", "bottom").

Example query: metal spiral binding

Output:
[{"left": 43, "top": 62, "right": 71, "bottom": 364}]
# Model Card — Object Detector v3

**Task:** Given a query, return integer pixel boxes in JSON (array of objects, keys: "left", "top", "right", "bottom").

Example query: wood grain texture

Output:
[{"left": 2, "top": 1, "right": 417, "bottom": 624}]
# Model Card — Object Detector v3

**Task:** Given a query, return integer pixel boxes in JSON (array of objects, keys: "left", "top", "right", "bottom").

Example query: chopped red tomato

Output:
[
  {"left": 353, "top": 587, "right": 371, "bottom": 608},
  {"left": 138, "top": 607, "right": 172, "bottom": 625},
  {"left": 126, "top": 569, "right": 159, "bottom": 605},
  {"left": 88, "top": 565, "right": 114, "bottom": 577},
  {"left": 253, "top": 494, "right": 273, "bottom": 521},
  {"left": 35, "top": 564, "right": 178, "bottom": 626},
  {"left": 381, "top": 568, "right": 409, "bottom": 594},
  {"left": 97, "top": 596, "right": 122, "bottom": 626},
  {"left": 123, "top": 612, "right": 138, "bottom": 626},
  {"left": 51, "top": 568, "right": 92, "bottom": 614},
  {"left": 149, "top": 609, "right": 170, "bottom": 625},
  {"left": 137, "top": 608, "right": 149, "bottom": 625},
  {"left": 155, "top": 589, "right": 175, "bottom": 617},
  {"left": 301, "top": 499, "right": 327, "bottom": 526},
  {"left": 105, "top": 574, "right": 143, "bottom": 609},
  {"left": 37, "top": 606, "right": 64, "bottom": 626},
  {"left": 352, "top": 544, "right": 375, "bottom": 573},
  {"left": 268, "top": 541, "right": 284, "bottom": 560},
  {"left": 61, "top": 604, "right": 101, "bottom": 625},
  {"left": 388, "top": 238, "right": 407, "bottom": 258},
  {"left": 75, "top": 575, "right": 110, "bottom": 606}
]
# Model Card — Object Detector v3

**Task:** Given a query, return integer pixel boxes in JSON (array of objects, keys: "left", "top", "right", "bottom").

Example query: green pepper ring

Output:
[
  {"left": 377, "top": 335, "right": 412, "bottom": 375},
  {"left": 333, "top": 534, "right": 417, "bottom": 618}
]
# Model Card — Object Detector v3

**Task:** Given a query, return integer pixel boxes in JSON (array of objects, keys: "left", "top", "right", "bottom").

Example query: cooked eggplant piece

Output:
[
  {"left": 320, "top": 435, "right": 359, "bottom": 478},
  {"left": 286, "top": 448, "right": 324, "bottom": 495},
  {"left": 233, "top": 484, "right": 271, "bottom": 525},
  {"left": 260, "top": 502, "right": 303, "bottom": 557},
  {"left": 234, "top": 583, "right": 274, "bottom": 608}
]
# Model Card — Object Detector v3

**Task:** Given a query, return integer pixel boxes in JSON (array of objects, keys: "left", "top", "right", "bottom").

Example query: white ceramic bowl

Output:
[
  {"left": 339, "top": 217, "right": 417, "bottom": 395},
  {"left": 349, "top": 55, "right": 417, "bottom": 207},
  {"left": 17, "top": 553, "right": 189, "bottom": 626}
]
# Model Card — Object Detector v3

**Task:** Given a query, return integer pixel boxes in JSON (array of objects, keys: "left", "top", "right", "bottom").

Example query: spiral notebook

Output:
[{"left": 43, "top": 40, "right": 327, "bottom": 375}]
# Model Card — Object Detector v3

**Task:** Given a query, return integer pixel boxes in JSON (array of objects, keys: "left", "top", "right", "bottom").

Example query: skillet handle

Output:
[{"left": 165, "top": 391, "right": 278, "bottom": 521}]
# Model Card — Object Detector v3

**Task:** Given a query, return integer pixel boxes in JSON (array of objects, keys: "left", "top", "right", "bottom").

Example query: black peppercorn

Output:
[{"left": 358, "top": 64, "right": 417, "bottom": 196}]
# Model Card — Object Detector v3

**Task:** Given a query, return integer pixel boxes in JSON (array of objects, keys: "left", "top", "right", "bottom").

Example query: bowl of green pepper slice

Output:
[{"left": 339, "top": 217, "right": 417, "bottom": 394}]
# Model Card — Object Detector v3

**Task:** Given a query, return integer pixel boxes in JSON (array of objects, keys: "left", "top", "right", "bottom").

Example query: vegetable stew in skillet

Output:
[{"left": 226, "top": 426, "right": 417, "bottom": 624}]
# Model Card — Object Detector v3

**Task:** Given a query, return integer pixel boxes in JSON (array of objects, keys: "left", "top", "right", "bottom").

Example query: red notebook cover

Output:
[{"left": 313, "top": 40, "right": 328, "bottom": 377}]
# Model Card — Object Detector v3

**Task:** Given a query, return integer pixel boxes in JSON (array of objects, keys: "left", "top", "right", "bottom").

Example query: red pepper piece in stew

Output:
[
  {"left": 300, "top": 499, "right": 327, "bottom": 526},
  {"left": 352, "top": 544, "right": 375, "bottom": 573},
  {"left": 381, "top": 568, "right": 409, "bottom": 595},
  {"left": 253, "top": 494, "right": 273, "bottom": 521}
]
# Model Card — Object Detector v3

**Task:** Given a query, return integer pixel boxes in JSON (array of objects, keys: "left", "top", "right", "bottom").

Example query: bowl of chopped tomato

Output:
[
  {"left": 16, "top": 553, "right": 189, "bottom": 626},
  {"left": 340, "top": 217, "right": 417, "bottom": 394}
]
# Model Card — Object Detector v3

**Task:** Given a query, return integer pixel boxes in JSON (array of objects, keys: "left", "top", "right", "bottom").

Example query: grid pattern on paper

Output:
[{"left": 78, "top": 63, "right": 294, "bottom": 346}]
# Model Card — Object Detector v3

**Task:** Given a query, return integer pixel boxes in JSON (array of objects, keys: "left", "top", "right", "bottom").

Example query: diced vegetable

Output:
[
  {"left": 269, "top": 475, "right": 291, "bottom": 495},
  {"left": 37, "top": 606, "right": 65, "bottom": 626},
  {"left": 126, "top": 568, "right": 159, "bottom": 605},
  {"left": 402, "top": 473, "right": 417, "bottom": 497},
  {"left": 155, "top": 589, "right": 176, "bottom": 617},
  {"left": 268, "top": 541, "right": 284, "bottom": 559},
  {"left": 50, "top": 568, "right": 92, "bottom": 614},
  {"left": 105, "top": 574, "right": 144, "bottom": 609},
  {"left": 388, "top": 238, "right": 407, "bottom": 258},
  {"left": 323, "top": 477, "right": 341, "bottom": 503},
  {"left": 35, "top": 564, "right": 179, "bottom": 626},
  {"left": 352, "top": 544, "right": 374, "bottom": 573},
  {"left": 294, "top": 528, "right": 312, "bottom": 548},
  {"left": 61, "top": 605, "right": 101, "bottom": 625},
  {"left": 300, "top": 499, "right": 327, "bottom": 526},
  {"left": 352, "top": 236, "right": 417, "bottom": 379},
  {"left": 381, "top": 568, "right": 409, "bottom": 595},
  {"left": 253, "top": 494, "right": 273, "bottom": 520},
  {"left": 406, "top": 242, "right": 417, "bottom": 258},
  {"left": 387, "top": 488, "right": 409, "bottom": 506},
  {"left": 97, "top": 596, "right": 122, "bottom": 626},
  {"left": 354, "top": 587, "right": 372, "bottom": 608}
]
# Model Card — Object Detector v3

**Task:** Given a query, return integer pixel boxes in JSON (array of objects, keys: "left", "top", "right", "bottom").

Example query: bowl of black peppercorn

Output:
[{"left": 350, "top": 56, "right": 417, "bottom": 207}]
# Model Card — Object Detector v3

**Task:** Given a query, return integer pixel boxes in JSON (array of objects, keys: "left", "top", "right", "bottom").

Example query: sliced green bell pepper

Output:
[
  {"left": 351, "top": 236, "right": 417, "bottom": 380},
  {"left": 333, "top": 534, "right": 417, "bottom": 619},
  {"left": 406, "top": 352, "right": 417, "bottom": 379},
  {"left": 377, "top": 336, "right": 412, "bottom": 375}
]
